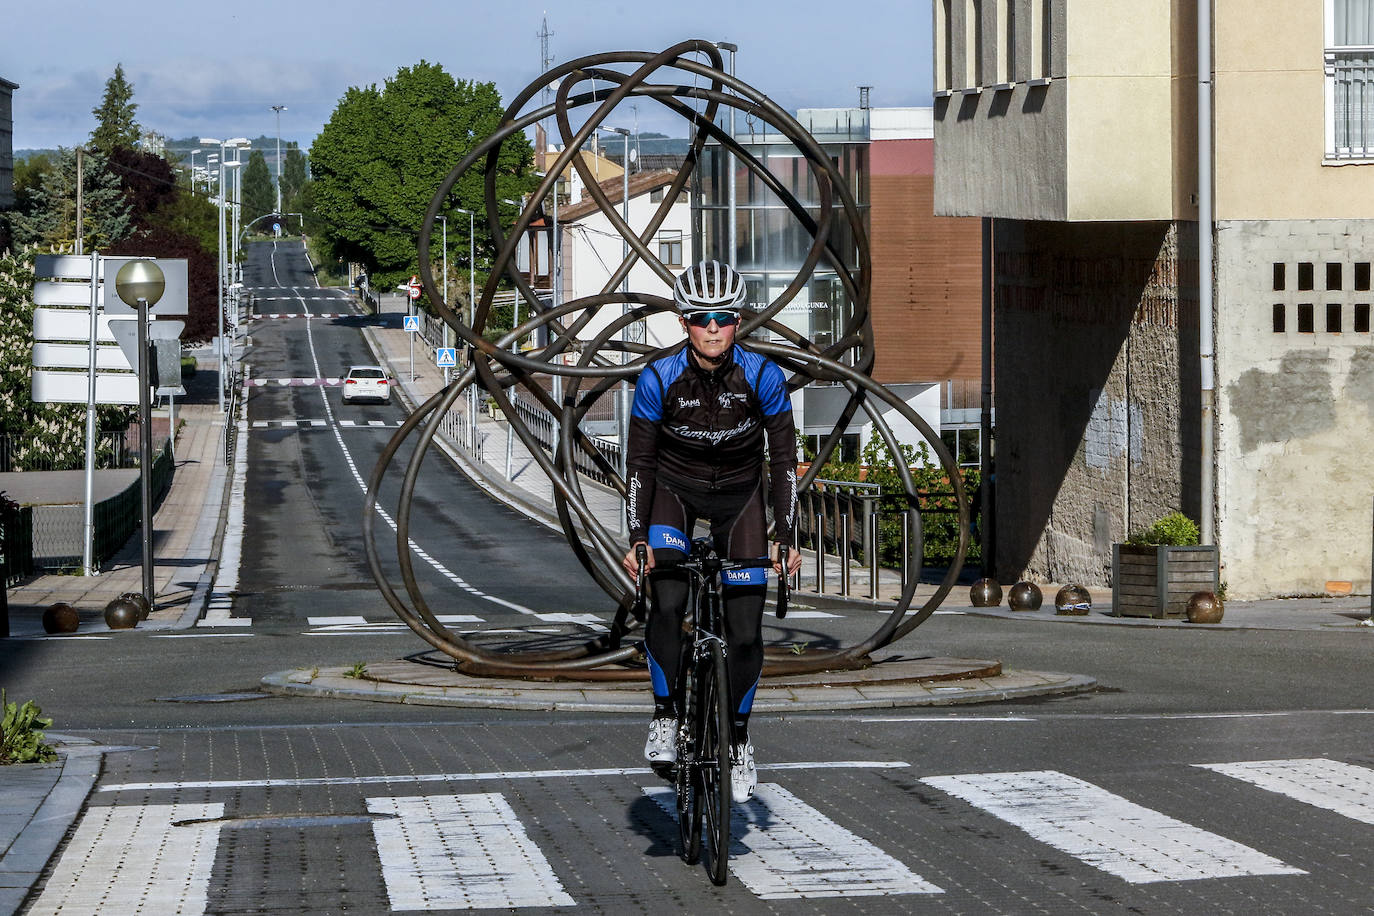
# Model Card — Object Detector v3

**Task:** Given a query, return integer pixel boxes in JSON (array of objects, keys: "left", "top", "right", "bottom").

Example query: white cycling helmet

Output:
[{"left": 672, "top": 260, "right": 747, "bottom": 314}]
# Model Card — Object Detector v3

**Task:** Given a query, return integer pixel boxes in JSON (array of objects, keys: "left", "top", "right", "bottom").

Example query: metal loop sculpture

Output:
[{"left": 363, "top": 40, "right": 969, "bottom": 678}]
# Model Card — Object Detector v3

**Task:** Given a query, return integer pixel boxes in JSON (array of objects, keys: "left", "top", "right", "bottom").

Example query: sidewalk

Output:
[{"left": 3, "top": 366, "right": 229, "bottom": 638}]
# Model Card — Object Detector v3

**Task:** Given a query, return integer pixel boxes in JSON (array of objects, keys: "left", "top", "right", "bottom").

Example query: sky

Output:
[{"left": 4, "top": 0, "right": 932, "bottom": 155}]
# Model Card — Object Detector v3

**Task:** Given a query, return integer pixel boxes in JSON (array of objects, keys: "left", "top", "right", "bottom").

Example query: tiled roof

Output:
[{"left": 559, "top": 169, "right": 684, "bottom": 222}]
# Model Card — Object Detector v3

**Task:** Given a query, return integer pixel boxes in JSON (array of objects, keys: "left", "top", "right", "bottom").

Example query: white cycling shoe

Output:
[
  {"left": 644, "top": 717, "right": 678, "bottom": 765},
  {"left": 730, "top": 742, "right": 757, "bottom": 803}
]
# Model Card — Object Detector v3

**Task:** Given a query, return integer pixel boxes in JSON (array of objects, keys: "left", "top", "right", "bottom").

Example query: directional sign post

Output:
[{"left": 404, "top": 314, "right": 420, "bottom": 381}]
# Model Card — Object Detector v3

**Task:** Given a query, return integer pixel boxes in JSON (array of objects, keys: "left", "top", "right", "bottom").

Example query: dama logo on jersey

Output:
[
  {"left": 723, "top": 567, "right": 767, "bottom": 585},
  {"left": 649, "top": 526, "right": 688, "bottom": 552}
]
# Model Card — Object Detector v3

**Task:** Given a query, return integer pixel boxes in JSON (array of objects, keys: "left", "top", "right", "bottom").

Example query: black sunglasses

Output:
[{"left": 685, "top": 311, "right": 740, "bottom": 328}]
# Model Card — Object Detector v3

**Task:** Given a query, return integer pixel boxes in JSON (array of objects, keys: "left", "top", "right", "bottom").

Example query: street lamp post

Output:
[
  {"left": 271, "top": 105, "right": 287, "bottom": 215},
  {"left": 451, "top": 207, "right": 476, "bottom": 440},
  {"left": 189, "top": 149, "right": 199, "bottom": 193},
  {"left": 114, "top": 259, "right": 166, "bottom": 608},
  {"left": 596, "top": 126, "right": 632, "bottom": 510},
  {"left": 716, "top": 41, "right": 738, "bottom": 267}
]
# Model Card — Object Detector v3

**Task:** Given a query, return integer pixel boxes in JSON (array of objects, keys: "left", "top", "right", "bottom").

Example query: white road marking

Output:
[
  {"left": 860, "top": 716, "right": 1036, "bottom": 723},
  {"left": 152, "top": 633, "right": 255, "bottom": 639},
  {"left": 778, "top": 610, "right": 839, "bottom": 619},
  {"left": 308, "top": 615, "right": 367, "bottom": 625},
  {"left": 534, "top": 612, "right": 607, "bottom": 631},
  {"left": 368, "top": 794, "right": 574, "bottom": 910},
  {"left": 1197, "top": 758, "right": 1374, "bottom": 825},
  {"left": 201, "top": 401, "right": 250, "bottom": 628},
  {"left": 921, "top": 770, "right": 1304, "bottom": 883},
  {"left": 644, "top": 783, "right": 941, "bottom": 898},
  {"left": 26, "top": 803, "right": 224, "bottom": 916},
  {"left": 97, "top": 761, "right": 908, "bottom": 793}
]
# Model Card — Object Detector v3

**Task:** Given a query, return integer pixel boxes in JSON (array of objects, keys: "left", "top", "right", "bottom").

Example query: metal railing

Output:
[
  {"left": 224, "top": 370, "right": 241, "bottom": 466},
  {"left": 0, "top": 431, "right": 138, "bottom": 473}
]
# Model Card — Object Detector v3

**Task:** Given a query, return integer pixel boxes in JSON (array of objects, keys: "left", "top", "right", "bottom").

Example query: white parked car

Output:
[{"left": 342, "top": 365, "right": 391, "bottom": 404}]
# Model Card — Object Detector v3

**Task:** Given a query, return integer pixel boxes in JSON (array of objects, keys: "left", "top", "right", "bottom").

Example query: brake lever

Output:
[
  {"left": 775, "top": 544, "right": 790, "bottom": 619},
  {"left": 631, "top": 544, "right": 649, "bottom": 623}
]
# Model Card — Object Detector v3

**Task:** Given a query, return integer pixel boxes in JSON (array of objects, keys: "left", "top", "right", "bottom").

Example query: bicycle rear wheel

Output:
[
  {"left": 676, "top": 667, "right": 702, "bottom": 865},
  {"left": 700, "top": 641, "right": 733, "bottom": 886}
]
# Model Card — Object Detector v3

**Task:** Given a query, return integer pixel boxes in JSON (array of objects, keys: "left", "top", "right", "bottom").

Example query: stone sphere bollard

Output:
[
  {"left": 1008, "top": 581, "right": 1043, "bottom": 612},
  {"left": 42, "top": 602, "right": 80, "bottom": 634},
  {"left": 103, "top": 597, "right": 142, "bottom": 630},
  {"left": 1186, "top": 591, "right": 1224, "bottom": 624},
  {"left": 118, "top": 592, "right": 152, "bottom": 620},
  {"left": 969, "top": 578, "right": 1003, "bottom": 607},
  {"left": 1054, "top": 584, "right": 1092, "bottom": 615}
]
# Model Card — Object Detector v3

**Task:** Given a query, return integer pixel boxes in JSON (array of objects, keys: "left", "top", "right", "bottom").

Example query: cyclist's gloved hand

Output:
[
  {"left": 622, "top": 542, "right": 656, "bottom": 581},
  {"left": 773, "top": 542, "right": 802, "bottom": 576}
]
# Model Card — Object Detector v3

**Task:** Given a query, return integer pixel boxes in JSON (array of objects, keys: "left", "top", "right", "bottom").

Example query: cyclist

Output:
[{"left": 621, "top": 260, "right": 802, "bottom": 803}]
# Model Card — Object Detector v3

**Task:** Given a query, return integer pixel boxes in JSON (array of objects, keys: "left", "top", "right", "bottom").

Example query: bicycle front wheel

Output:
[{"left": 700, "top": 640, "right": 733, "bottom": 886}]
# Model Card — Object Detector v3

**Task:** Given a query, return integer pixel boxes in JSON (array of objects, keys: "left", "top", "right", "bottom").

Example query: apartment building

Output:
[
  {"left": 0, "top": 77, "right": 17, "bottom": 210},
  {"left": 934, "top": 0, "right": 1374, "bottom": 597}
]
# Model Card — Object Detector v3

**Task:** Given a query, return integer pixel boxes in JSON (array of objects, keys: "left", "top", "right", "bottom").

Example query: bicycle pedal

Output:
[{"left": 650, "top": 761, "right": 676, "bottom": 781}]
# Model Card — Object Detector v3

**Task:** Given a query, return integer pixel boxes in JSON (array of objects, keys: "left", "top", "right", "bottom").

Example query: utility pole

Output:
[{"left": 272, "top": 105, "right": 287, "bottom": 215}]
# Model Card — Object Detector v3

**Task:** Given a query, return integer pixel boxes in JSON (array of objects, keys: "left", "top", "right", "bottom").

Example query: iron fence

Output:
[{"left": 0, "top": 430, "right": 138, "bottom": 473}]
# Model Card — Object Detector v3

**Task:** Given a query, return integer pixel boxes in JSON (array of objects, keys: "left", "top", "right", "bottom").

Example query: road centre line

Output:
[
  {"left": 97, "top": 760, "right": 909, "bottom": 793},
  {"left": 292, "top": 265, "right": 538, "bottom": 617}
]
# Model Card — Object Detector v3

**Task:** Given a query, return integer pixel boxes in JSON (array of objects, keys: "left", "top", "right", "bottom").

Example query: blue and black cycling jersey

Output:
[{"left": 625, "top": 341, "right": 797, "bottom": 547}]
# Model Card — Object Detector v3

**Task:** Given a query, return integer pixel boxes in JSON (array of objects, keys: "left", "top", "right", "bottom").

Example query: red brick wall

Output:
[{"left": 869, "top": 139, "right": 984, "bottom": 390}]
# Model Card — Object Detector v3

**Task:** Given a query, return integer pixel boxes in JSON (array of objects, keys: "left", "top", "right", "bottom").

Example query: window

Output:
[
  {"left": 657, "top": 230, "right": 683, "bottom": 268},
  {"left": 1273, "top": 303, "right": 1286, "bottom": 332},
  {"left": 1298, "top": 262, "right": 1315, "bottom": 290},
  {"left": 1328, "top": 303, "right": 1343, "bottom": 331},
  {"left": 1356, "top": 303, "right": 1371, "bottom": 331},
  {"left": 1298, "top": 303, "right": 1315, "bottom": 332},
  {"left": 967, "top": 0, "right": 984, "bottom": 88},
  {"left": 1326, "top": 0, "right": 1374, "bottom": 160},
  {"left": 1030, "top": 0, "right": 1053, "bottom": 79},
  {"left": 937, "top": 0, "right": 953, "bottom": 91},
  {"left": 1327, "top": 262, "right": 1343, "bottom": 289},
  {"left": 997, "top": 0, "right": 1016, "bottom": 83},
  {"left": 650, "top": 187, "right": 665, "bottom": 203},
  {"left": 1356, "top": 261, "right": 1371, "bottom": 289},
  {"left": 1273, "top": 262, "right": 1286, "bottom": 290}
]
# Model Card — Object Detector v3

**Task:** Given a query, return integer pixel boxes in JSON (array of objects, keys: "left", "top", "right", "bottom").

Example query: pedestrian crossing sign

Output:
[
  {"left": 403, "top": 316, "right": 420, "bottom": 332},
  {"left": 436, "top": 348, "right": 456, "bottom": 368}
]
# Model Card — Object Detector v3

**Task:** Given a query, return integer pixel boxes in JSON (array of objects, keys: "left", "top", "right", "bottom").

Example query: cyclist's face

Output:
[{"left": 681, "top": 314, "right": 736, "bottom": 363}]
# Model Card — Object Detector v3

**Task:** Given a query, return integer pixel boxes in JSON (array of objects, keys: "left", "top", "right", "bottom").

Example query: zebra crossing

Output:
[
  {"left": 26, "top": 757, "right": 1371, "bottom": 911},
  {"left": 248, "top": 418, "right": 405, "bottom": 429}
]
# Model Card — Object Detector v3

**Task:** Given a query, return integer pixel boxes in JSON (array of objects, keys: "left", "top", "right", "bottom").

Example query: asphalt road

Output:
[{"left": 4, "top": 241, "right": 1372, "bottom": 913}]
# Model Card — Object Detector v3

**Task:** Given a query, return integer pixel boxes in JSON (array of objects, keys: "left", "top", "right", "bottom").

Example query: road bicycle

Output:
[{"left": 635, "top": 539, "right": 790, "bottom": 886}]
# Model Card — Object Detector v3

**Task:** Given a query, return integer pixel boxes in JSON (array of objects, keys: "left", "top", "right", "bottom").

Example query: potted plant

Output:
[{"left": 1112, "top": 512, "right": 1218, "bottom": 618}]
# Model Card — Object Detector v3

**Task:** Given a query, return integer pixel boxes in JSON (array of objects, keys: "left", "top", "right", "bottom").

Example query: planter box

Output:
[{"left": 1112, "top": 544, "right": 1218, "bottom": 618}]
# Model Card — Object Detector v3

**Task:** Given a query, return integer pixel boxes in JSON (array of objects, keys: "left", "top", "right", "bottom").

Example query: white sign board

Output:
[
  {"left": 31, "top": 370, "right": 139, "bottom": 405},
  {"left": 436, "top": 348, "right": 456, "bottom": 368},
  {"left": 33, "top": 308, "right": 119, "bottom": 343},
  {"left": 100, "top": 258, "right": 190, "bottom": 316},
  {"left": 32, "top": 343, "right": 132, "bottom": 372},
  {"left": 403, "top": 315, "right": 420, "bottom": 332}
]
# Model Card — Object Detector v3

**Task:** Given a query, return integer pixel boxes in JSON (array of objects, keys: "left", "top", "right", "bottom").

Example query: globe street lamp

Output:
[{"left": 114, "top": 259, "right": 166, "bottom": 608}]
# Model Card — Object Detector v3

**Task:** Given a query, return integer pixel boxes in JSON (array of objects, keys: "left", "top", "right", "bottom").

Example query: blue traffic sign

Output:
[
  {"left": 403, "top": 315, "right": 420, "bottom": 332},
  {"left": 436, "top": 348, "right": 457, "bottom": 368}
]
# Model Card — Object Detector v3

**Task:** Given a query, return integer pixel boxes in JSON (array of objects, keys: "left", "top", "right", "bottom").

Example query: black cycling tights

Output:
[{"left": 646, "top": 548, "right": 765, "bottom": 743}]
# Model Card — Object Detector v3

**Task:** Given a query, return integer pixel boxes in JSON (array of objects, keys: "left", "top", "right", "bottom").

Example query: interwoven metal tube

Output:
[{"left": 362, "top": 40, "right": 969, "bottom": 678}]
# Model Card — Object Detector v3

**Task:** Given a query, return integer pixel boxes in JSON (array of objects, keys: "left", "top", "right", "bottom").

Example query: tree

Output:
[
  {"left": 90, "top": 64, "right": 140, "bottom": 154},
  {"left": 108, "top": 225, "right": 219, "bottom": 343},
  {"left": 280, "top": 143, "right": 308, "bottom": 211},
  {"left": 241, "top": 149, "right": 274, "bottom": 226},
  {"left": 309, "top": 61, "right": 538, "bottom": 290},
  {"left": 107, "top": 147, "right": 178, "bottom": 225},
  {"left": 6, "top": 148, "right": 133, "bottom": 251}
]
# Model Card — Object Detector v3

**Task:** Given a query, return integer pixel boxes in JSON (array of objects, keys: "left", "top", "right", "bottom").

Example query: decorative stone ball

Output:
[
  {"left": 42, "top": 602, "right": 80, "bottom": 634},
  {"left": 1054, "top": 584, "right": 1092, "bottom": 615},
  {"left": 1008, "top": 581, "right": 1043, "bottom": 612},
  {"left": 1186, "top": 591, "right": 1224, "bottom": 624},
  {"left": 118, "top": 592, "right": 152, "bottom": 620},
  {"left": 969, "top": 578, "right": 1003, "bottom": 607},
  {"left": 103, "top": 597, "right": 142, "bottom": 630}
]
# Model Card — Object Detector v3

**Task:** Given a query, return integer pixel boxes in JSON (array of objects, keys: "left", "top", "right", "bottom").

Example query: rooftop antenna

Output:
[{"left": 858, "top": 86, "right": 872, "bottom": 109}]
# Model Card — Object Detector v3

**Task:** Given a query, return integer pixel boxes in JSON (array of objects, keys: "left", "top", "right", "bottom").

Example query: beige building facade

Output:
[{"left": 935, "top": 0, "right": 1374, "bottom": 598}]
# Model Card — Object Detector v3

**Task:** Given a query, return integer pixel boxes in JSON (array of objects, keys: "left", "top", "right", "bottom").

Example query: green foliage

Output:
[
  {"left": 145, "top": 188, "right": 218, "bottom": 253},
  {"left": 309, "top": 61, "right": 538, "bottom": 289},
  {"left": 0, "top": 247, "right": 134, "bottom": 462},
  {"left": 1, "top": 690, "right": 57, "bottom": 765},
  {"left": 1125, "top": 511, "right": 1200, "bottom": 547},
  {"left": 6, "top": 148, "right": 133, "bottom": 251},
  {"left": 342, "top": 662, "right": 369, "bottom": 679},
  {"left": 813, "top": 432, "right": 980, "bottom": 567},
  {"left": 280, "top": 143, "right": 309, "bottom": 214},
  {"left": 242, "top": 149, "right": 275, "bottom": 225},
  {"left": 90, "top": 64, "right": 140, "bottom": 154}
]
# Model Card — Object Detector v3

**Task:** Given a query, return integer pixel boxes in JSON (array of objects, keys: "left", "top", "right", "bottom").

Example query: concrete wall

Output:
[
  {"left": 1214, "top": 218, "right": 1374, "bottom": 598},
  {"left": 1214, "top": 1, "right": 1374, "bottom": 219},
  {"left": 993, "top": 219, "right": 1199, "bottom": 585}
]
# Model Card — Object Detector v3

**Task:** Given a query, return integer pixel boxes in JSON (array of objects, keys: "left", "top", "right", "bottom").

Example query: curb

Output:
[{"left": 261, "top": 665, "right": 1097, "bottom": 713}]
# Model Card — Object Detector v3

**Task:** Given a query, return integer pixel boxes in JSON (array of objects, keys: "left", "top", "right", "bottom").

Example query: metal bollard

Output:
[
  {"left": 815, "top": 497, "right": 826, "bottom": 596},
  {"left": 840, "top": 509, "right": 851, "bottom": 598},
  {"left": 869, "top": 503, "right": 880, "bottom": 601}
]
